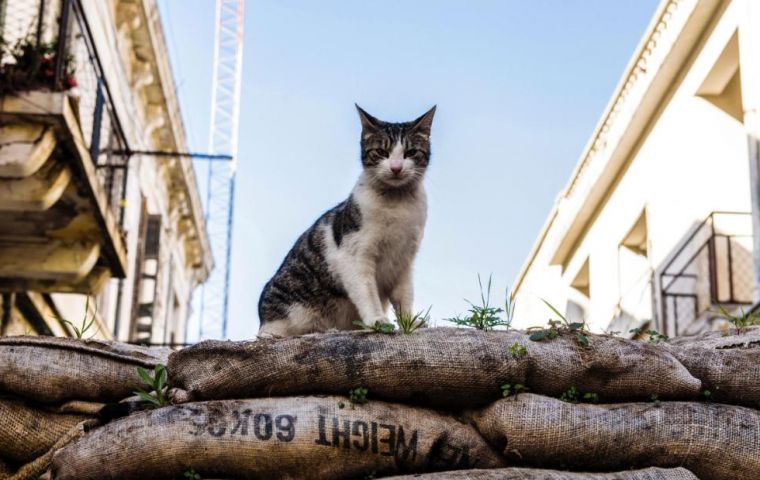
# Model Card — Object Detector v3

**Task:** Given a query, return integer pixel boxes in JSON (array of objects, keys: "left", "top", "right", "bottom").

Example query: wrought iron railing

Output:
[
  {"left": 0, "top": 0, "right": 130, "bottom": 227},
  {"left": 659, "top": 212, "right": 753, "bottom": 336}
]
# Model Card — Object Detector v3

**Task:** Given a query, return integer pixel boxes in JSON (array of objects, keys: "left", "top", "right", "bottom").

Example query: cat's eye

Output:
[
  {"left": 405, "top": 149, "right": 419, "bottom": 157},
  {"left": 370, "top": 148, "right": 388, "bottom": 157}
]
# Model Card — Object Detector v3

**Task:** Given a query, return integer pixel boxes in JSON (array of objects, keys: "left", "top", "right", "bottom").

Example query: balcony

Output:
[
  {"left": 659, "top": 212, "right": 753, "bottom": 336},
  {"left": 0, "top": 0, "right": 128, "bottom": 293}
]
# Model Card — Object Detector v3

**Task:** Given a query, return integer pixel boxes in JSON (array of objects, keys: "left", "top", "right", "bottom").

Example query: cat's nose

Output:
[{"left": 391, "top": 165, "right": 403, "bottom": 176}]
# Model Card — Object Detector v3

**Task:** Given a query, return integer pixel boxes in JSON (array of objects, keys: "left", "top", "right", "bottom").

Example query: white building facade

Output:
[{"left": 513, "top": 0, "right": 760, "bottom": 337}]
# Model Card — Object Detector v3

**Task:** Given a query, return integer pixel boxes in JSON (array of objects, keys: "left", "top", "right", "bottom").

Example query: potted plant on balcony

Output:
[{"left": 0, "top": 35, "right": 77, "bottom": 95}]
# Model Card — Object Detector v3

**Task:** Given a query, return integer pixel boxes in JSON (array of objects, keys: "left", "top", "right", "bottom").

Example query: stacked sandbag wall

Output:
[
  {"left": 3, "top": 326, "right": 759, "bottom": 479},
  {"left": 0, "top": 336, "right": 169, "bottom": 479}
]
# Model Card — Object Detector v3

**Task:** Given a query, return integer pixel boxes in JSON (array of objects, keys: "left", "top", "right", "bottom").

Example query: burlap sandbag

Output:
[
  {"left": 0, "top": 336, "right": 170, "bottom": 403},
  {"left": 384, "top": 466, "right": 699, "bottom": 479},
  {"left": 53, "top": 400, "right": 105, "bottom": 416},
  {"left": 470, "top": 393, "right": 760, "bottom": 480},
  {"left": 0, "top": 458, "right": 11, "bottom": 480},
  {"left": 665, "top": 328, "right": 760, "bottom": 407},
  {"left": 168, "top": 328, "right": 700, "bottom": 407},
  {"left": 667, "top": 326, "right": 760, "bottom": 349},
  {"left": 0, "top": 398, "right": 92, "bottom": 463},
  {"left": 1, "top": 417, "right": 95, "bottom": 480},
  {"left": 50, "top": 395, "right": 506, "bottom": 480}
]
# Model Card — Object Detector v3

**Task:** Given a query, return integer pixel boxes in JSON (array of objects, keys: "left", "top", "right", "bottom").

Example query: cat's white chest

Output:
[
  {"left": 361, "top": 187, "right": 426, "bottom": 242},
  {"left": 359, "top": 189, "right": 427, "bottom": 291},
  {"left": 371, "top": 201, "right": 425, "bottom": 248}
]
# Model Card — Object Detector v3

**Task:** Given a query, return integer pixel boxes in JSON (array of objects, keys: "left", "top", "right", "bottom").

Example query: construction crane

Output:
[{"left": 197, "top": 0, "right": 245, "bottom": 340}]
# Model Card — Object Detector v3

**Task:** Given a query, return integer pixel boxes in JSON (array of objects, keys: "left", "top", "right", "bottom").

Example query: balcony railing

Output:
[
  {"left": 1, "top": 0, "right": 130, "bottom": 226},
  {"left": 659, "top": 211, "right": 753, "bottom": 336}
]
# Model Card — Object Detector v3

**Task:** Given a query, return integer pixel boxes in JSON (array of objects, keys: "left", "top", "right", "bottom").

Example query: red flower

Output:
[{"left": 65, "top": 76, "right": 77, "bottom": 88}]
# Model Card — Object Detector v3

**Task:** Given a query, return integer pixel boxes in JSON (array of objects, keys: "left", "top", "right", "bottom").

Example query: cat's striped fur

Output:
[{"left": 258, "top": 105, "right": 436, "bottom": 336}]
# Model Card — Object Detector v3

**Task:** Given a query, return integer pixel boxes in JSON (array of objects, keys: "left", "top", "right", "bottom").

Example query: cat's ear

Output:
[
  {"left": 355, "top": 104, "right": 381, "bottom": 131},
  {"left": 412, "top": 105, "right": 436, "bottom": 135}
]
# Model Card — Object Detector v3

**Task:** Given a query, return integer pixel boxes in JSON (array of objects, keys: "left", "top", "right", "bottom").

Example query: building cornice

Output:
[
  {"left": 514, "top": 0, "right": 725, "bottom": 292},
  {"left": 113, "top": 0, "right": 213, "bottom": 284}
]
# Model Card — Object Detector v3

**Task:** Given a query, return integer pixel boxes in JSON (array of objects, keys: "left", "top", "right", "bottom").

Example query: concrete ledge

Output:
[
  {"left": 0, "top": 160, "right": 72, "bottom": 211},
  {"left": 0, "top": 240, "right": 100, "bottom": 282},
  {"left": 0, "top": 266, "right": 110, "bottom": 295},
  {"left": 0, "top": 91, "right": 128, "bottom": 280},
  {"left": 0, "top": 124, "right": 56, "bottom": 178}
]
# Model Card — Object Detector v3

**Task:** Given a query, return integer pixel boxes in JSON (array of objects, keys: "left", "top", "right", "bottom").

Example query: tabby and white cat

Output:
[{"left": 258, "top": 105, "right": 436, "bottom": 336}]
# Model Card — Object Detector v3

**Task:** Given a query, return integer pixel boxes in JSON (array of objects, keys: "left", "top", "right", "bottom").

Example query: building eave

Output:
[
  {"left": 140, "top": 0, "right": 214, "bottom": 283},
  {"left": 513, "top": 204, "right": 558, "bottom": 294},
  {"left": 115, "top": 0, "right": 214, "bottom": 283},
  {"left": 514, "top": 0, "right": 726, "bottom": 292}
]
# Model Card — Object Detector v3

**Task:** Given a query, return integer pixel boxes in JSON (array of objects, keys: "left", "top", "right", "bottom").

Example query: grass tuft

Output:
[
  {"left": 52, "top": 295, "right": 98, "bottom": 339},
  {"left": 446, "top": 274, "right": 513, "bottom": 330},
  {"left": 716, "top": 304, "right": 760, "bottom": 335},
  {"left": 394, "top": 306, "right": 431, "bottom": 334}
]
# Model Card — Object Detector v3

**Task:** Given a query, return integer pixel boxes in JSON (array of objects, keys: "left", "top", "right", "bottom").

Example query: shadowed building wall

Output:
[{"left": 514, "top": 0, "right": 758, "bottom": 337}]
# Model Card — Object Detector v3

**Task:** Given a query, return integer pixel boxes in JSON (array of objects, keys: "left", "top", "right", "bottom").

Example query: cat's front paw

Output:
[
  {"left": 354, "top": 317, "right": 396, "bottom": 333},
  {"left": 372, "top": 316, "right": 392, "bottom": 326}
]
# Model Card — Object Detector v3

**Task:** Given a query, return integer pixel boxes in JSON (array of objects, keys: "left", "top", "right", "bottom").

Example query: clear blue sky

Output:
[{"left": 158, "top": 0, "right": 659, "bottom": 340}]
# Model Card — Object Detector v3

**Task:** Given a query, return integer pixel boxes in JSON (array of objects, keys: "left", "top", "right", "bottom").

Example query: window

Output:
[
  {"left": 614, "top": 210, "right": 653, "bottom": 333},
  {"left": 566, "top": 258, "right": 590, "bottom": 323},
  {"left": 129, "top": 202, "right": 163, "bottom": 343},
  {"left": 696, "top": 31, "right": 742, "bottom": 122},
  {"left": 570, "top": 258, "right": 590, "bottom": 298}
]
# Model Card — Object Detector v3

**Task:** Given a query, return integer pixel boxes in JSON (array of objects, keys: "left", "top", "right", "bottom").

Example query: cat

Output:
[{"left": 257, "top": 104, "right": 436, "bottom": 336}]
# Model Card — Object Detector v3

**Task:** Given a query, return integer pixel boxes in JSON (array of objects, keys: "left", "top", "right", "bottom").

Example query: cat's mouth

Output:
[{"left": 378, "top": 172, "right": 417, "bottom": 188}]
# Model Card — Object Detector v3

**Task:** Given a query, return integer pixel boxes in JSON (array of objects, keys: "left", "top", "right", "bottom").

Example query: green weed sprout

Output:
[
  {"left": 348, "top": 387, "right": 369, "bottom": 407},
  {"left": 528, "top": 299, "right": 588, "bottom": 346},
  {"left": 559, "top": 386, "right": 599, "bottom": 404},
  {"left": 629, "top": 327, "right": 668, "bottom": 344},
  {"left": 507, "top": 341, "right": 527, "bottom": 359},
  {"left": 500, "top": 383, "right": 528, "bottom": 398},
  {"left": 353, "top": 320, "right": 395, "bottom": 333},
  {"left": 184, "top": 469, "right": 201, "bottom": 480},
  {"left": 135, "top": 364, "right": 168, "bottom": 408},
  {"left": 701, "top": 389, "right": 713, "bottom": 401}
]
